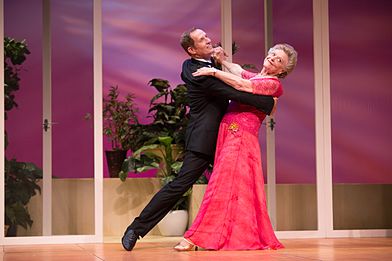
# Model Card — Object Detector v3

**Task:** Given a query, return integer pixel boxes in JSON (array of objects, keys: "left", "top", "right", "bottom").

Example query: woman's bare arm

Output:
[
  {"left": 213, "top": 47, "right": 244, "bottom": 76},
  {"left": 221, "top": 60, "right": 244, "bottom": 76},
  {"left": 192, "top": 67, "right": 253, "bottom": 93}
]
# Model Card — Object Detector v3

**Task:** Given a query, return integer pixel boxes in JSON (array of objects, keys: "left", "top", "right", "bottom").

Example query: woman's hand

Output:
[
  {"left": 270, "top": 97, "right": 279, "bottom": 116},
  {"left": 192, "top": 67, "right": 218, "bottom": 77},
  {"left": 212, "top": 46, "right": 227, "bottom": 64}
]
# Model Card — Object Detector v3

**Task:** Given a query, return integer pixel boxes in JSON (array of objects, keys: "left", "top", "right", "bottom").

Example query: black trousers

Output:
[{"left": 128, "top": 150, "right": 212, "bottom": 237}]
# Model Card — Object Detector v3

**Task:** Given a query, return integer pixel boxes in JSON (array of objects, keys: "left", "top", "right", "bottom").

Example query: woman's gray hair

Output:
[{"left": 268, "top": 43, "right": 298, "bottom": 78}]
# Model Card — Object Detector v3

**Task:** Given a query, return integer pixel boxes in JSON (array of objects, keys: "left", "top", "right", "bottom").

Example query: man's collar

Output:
[{"left": 194, "top": 58, "right": 212, "bottom": 64}]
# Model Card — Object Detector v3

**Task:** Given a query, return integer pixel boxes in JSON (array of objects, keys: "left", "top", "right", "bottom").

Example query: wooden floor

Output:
[{"left": 1, "top": 237, "right": 391, "bottom": 261}]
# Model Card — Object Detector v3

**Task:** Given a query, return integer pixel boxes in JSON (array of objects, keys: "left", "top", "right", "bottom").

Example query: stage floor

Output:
[{"left": 1, "top": 237, "right": 391, "bottom": 260}]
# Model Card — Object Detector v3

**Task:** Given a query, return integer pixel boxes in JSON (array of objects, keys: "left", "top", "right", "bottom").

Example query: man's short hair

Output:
[{"left": 180, "top": 27, "right": 197, "bottom": 55}]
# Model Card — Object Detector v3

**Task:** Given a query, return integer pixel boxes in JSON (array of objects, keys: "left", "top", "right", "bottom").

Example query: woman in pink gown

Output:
[{"left": 174, "top": 43, "right": 297, "bottom": 251}]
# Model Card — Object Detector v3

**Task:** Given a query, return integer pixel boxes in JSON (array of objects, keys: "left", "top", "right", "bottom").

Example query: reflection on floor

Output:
[{"left": 1, "top": 237, "right": 392, "bottom": 261}]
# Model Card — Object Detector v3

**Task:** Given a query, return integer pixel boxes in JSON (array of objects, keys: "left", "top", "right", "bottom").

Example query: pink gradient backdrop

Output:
[
  {"left": 101, "top": 0, "right": 221, "bottom": 178},
  {"left": 4, "top": 0, "right": 392, "bottom": 183},
  {"left": 329, "top": 0, "right": 392, "bottom": 183},
  {"left": 5, "top": 0, "right": 43, "bottom": 172},
  {"left": 5, "top": 0, "right": 95, "bottom": 179},
  {"left": 272, "top": 0, "right": 316, "bottom": 183}
]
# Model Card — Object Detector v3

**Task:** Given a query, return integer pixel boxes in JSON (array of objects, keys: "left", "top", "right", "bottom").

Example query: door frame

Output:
[{"left": 0, "top": 0, "right": 103, "bottom": 245}]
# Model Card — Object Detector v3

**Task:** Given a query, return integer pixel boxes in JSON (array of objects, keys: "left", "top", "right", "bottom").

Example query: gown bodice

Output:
[{"left": 221, "top": 102, "right": 266, "bottom": 137}]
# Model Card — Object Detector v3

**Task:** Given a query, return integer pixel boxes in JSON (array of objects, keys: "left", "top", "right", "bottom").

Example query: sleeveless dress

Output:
[{"left": 183, "top": 70, "right": 284, "bottom": 250}]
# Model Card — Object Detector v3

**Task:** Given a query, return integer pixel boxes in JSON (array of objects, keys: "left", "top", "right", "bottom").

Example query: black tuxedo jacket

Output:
[{"left": 181, "top": 58, "right": 274, "bottom": 157}]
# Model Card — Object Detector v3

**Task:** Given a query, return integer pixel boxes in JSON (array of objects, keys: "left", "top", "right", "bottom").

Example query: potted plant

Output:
[
  {"left": 121, "top": 78, "right": 189, "bottom": 148},
  {"left": 103, "top": 85, "right": 140, "bottom": 177},
  {"left": 119, "top": 78, "right": 193, "bottom": 235},
  {"left": 119, "top": 78, "right": 190, "bottom": 183},
  {"left": 119, "top": 78, "right": 189, "bottom": 184},
  {"left": 4, "top": 159, "right": 42, "bottom": 236},
  {"left": 4, "top": 37, "right": 42, "bottom": 236},
  {"left": 121, "top": 136, "right": 189, "bottom": 236}
]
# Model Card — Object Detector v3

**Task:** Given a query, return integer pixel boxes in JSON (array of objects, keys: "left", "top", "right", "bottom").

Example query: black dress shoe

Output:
[{"left": 122, "top": 228, "right": 139, "bottom": 251}]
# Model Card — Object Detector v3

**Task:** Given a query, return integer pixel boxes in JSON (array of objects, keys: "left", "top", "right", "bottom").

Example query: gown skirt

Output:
[{"left": 184, "top": 102, "right": 283, "bottom": 250}]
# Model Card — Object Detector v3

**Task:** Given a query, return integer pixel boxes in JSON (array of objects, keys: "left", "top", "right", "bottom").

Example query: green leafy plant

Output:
[
  {"left": 103, "top": 85, "right": 141, "bottom": 152},
  {"left": 5, "top": 159, "right": 42, "bottom": 230},
  {"left": 118, "top": 78, "right": 190, "bottom": 161},
  {"left": 121, "top": 136, "right": 183, "bottom": 182},
  {"left": 119, "top": 79, "right": 193, "bottom": 209},
  {"left": 4, "top": 37, "right": 30, "bottom": 120},
  {"left": 121, "top": 136, "right": 188, "bottom": 210},
  {"left": 145, "top": 78, "right": 189, "bottom": 145},
  {"left": 4, "top": 37, "right": 42, "bottom": 234}
]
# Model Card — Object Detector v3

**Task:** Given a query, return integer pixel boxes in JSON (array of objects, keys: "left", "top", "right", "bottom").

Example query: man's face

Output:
[{"left": 188, "top": 29, "right": 214, "bottom": 59}]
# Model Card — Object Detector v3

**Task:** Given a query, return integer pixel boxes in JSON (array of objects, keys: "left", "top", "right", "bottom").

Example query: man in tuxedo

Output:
[{"left": 122, "top": 28, "right": 276, "bottom": 251}]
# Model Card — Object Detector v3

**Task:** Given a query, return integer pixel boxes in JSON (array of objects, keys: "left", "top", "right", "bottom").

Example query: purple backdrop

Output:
[{"left": 4, "top": 0, "right": 392, "bottom": 183}]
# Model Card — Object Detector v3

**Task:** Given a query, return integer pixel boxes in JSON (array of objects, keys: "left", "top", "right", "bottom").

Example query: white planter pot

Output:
[{"left": 157, "top": 210, "right": 188, "bottom": 236}]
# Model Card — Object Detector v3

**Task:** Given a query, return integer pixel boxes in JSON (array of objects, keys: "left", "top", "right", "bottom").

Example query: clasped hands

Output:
[
  {"left": 212, "top": 46, "right": 227, "bottom": 64},
  {"left": 192, "top": 46, "right": 227, "bottom": 77}
]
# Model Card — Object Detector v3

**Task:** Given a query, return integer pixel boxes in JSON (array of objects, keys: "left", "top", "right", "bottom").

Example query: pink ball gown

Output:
[{"left": 184, "top": 70, "right": 284, "bottom": 250}]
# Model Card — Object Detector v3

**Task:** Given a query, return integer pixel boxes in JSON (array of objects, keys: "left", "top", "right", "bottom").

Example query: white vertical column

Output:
[
  {"left": 93, "top": 0, "right": 103, "bottom": 241},
  {"left": 0, "top": 0, "right": 5, "bottom": 243},
  {"left": 42, "top": 0, "right": 52, "bottom": 236},
  {"left": 264, "top": 0, "right": 277, "bottom": 229},
  {"left": 220, "top": 0, "right": 232, "bottom": 62},
  {"left": 313, "top": 0, "right": 333, "bottom": 236}
]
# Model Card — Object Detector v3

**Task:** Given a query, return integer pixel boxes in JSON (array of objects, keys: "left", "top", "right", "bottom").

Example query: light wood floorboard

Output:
[{"left": 2, "top": 237, "right": 392, "bottom": 261}]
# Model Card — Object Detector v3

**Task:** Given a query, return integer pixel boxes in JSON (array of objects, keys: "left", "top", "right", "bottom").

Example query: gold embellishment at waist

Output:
[{"left": 228, "top": 122, "right": 239, "bottom": 133}]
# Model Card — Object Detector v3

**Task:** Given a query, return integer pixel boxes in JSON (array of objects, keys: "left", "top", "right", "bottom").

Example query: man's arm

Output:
[
  {"left": 182, "top": 59, "right": 275, "bottom": 115},
  {"left": 193, "top": 67, "right": 253, "bottom": 92}
]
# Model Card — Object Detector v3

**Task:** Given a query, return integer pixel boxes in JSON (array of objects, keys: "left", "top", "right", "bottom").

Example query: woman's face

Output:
[{"left": 263, "top": 49, "right": 288, "bottom": 75}]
